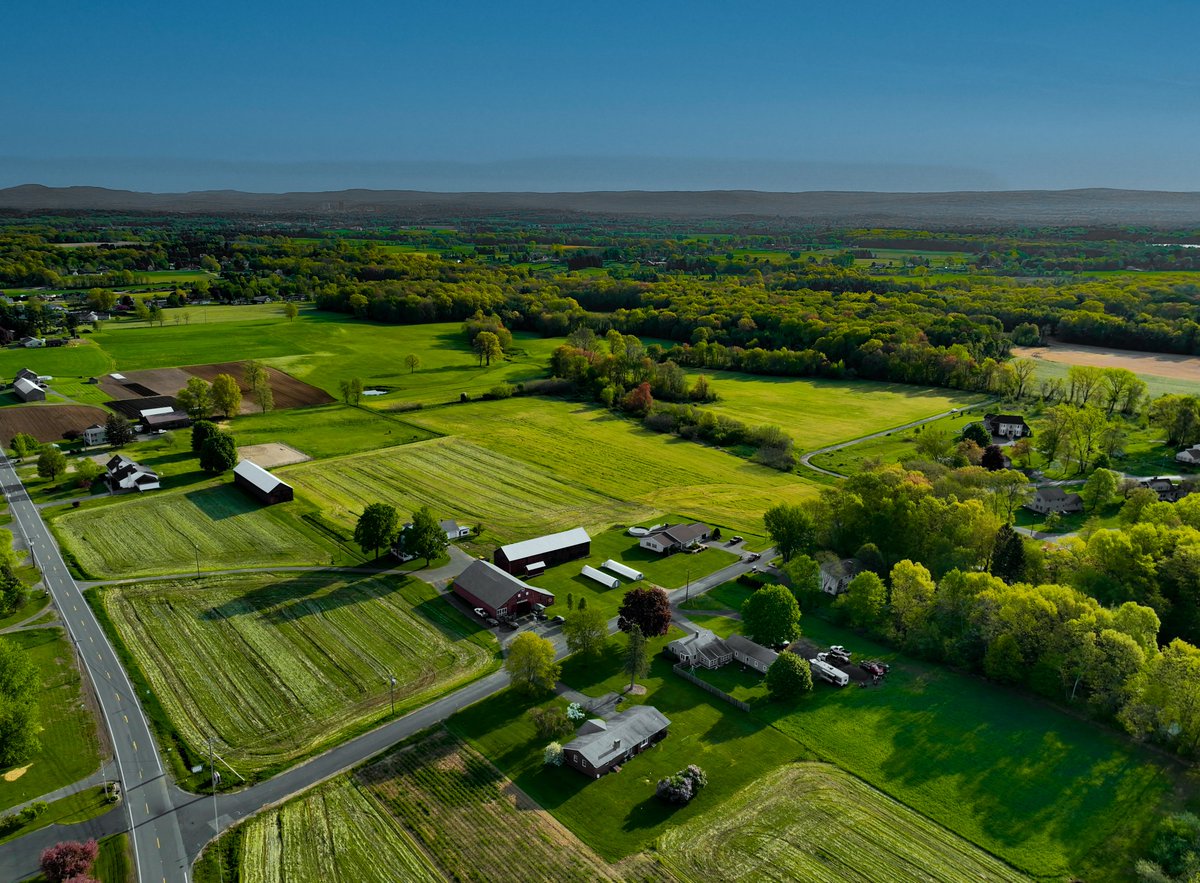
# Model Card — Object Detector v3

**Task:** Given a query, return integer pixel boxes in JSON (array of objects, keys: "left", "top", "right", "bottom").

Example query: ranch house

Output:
[
  {"left": 639, "top": 522, "right": 711, "bottom": 555},
  {"left": 233, "top": 459, "right": 294, "bottom": 505},
  {"left": 1026, "top": 486, "right": 1083, "bottom": 515},
  {"left": 494, "top": 527, "right": 591, "bottom": 577},
  {"left": 82, "top": 423, "right": 107, "bottom": 446},
  {"left": 727, "top": 634, "right": 780, "bottom": 673},
  {"left": 453, "top": 559, "right": 555, "bottom": 619},
  {"left": 105, "top": 455, "right": 160, "bottom": 492},
  {"left": 983, "top": 414, "right": 1031, "bottom": 439},
  {"left": 562, "top": 705, "right": 671, "bottom": 779},
  {"left": 668, "top": 629, "right": 732, "bottom": 668},
  {"left": 12, "top": 377, "right": 45, "bottom": 402}
]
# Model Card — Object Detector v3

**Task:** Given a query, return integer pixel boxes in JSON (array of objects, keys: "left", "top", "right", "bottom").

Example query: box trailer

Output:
[
  {"left": 601, "top": 559, "right": 643, "bottom": 581},
  {"left": 581, "top": 565, "right": 620, "bottom": 589},
  {"left": 810, "top": 657, "right": 850, "bottom": 687}
]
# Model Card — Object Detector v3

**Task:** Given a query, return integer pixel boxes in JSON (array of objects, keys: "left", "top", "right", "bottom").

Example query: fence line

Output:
[{"left": 672, "top": 663, "right": 751, "bottom": 712}]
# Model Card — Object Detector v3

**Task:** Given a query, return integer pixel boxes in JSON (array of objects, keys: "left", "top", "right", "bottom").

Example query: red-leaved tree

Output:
[
  {"left": 40, "top": 839, "right": 98, "bottom": 883},
  {"left": 621, "top": 382, "right": 653, "bottom": 416},
  {"left": 617, "top": 586, "right": 672, "bottom": 637}
]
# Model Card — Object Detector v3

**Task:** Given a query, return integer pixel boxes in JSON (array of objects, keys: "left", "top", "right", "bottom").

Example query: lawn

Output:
[
  {"left": 0, "top": 785, "right": 114, "bottom": 845},
  {"left": 52, "top": 484, "right": 358, "bottom": 579},
  {"left": 407, "top": 397, "right": 820, "bottom": 537},
  {"left": 757, "top": 618, "right": 1177, "bottom": 881},
  {"left": 524, "top": 526, "right": 739, "bottom": 619},
  {"left": 807, "top": 406, "right": 994, "bottom": 474},
  {"left": 659, "top": 762, "right": 1027, "bottom": 883},
  {"left": 227, "top": 403, "right": 436, "bottom": 459},
  {"left": 94, "top": 572, "right": 499, "bottom": 779},
  {"left": 94, "top": 833, "right": 133, "bottom": 883},
  {"left": 692, "top": 370, "right": 988, "bottom": 454},
  {"left": 0, "top": 342, "right": 113, "bottom": 382},
  {"left": 448, "top": 631, "right": 808, "bottom": 862},
  {"left": 678, "top": 579, "right": 753, "bottom": 613},
  {"left": 0, "top": 587, "right": 49, "bottom": 630},
  {"left": 0, "top": 628, "right": 102, "bottom": 812}
]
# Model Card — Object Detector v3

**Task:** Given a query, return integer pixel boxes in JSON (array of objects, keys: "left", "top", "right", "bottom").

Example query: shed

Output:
[
  {"left": 453, "top": 559, "right": 555, "bottom": 618},
  {"left": 581, "top": 565, "right": 620, "bottom": 589},
  {"left": 12, "top": 377, "right": 45, "bottom": 402},
  {"left": 601, "top": 559, "right": 642, "bottom": 581},
  {"left": 495, "top": 527, "right": 591, "bottom": 575},
  {"left": 233, "top": 459, "right": 294, "bottom": 505}
]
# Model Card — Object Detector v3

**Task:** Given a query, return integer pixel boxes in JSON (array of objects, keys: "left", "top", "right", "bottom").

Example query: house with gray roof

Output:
[
  {"left": 668, "top": 629, "right": 732, "bottom": 669},
  {"left": 727, "top": 634, "right": 780, "bottom": 673},
  {"left": 639, "top": 522, "right": 711, "bottom": 555},
  {"left": 562, "top": 705, "right": 671, "bottom": 778},
  {"left": 1026, "top": 485, "right": 1083, "bottom": 515}
]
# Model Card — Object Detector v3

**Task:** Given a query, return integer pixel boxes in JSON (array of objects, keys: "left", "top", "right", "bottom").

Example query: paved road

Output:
[
  {"left": 0, "top": 454, "right": 191, "bottom": 883},
  {"left": 798, "top": 402, "right": 995, "bottom": 478}
]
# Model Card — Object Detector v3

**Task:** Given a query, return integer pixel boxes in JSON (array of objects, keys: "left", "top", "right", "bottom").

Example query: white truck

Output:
[{"left": 810, "top": 656, "right": 850, "bottom": 687}]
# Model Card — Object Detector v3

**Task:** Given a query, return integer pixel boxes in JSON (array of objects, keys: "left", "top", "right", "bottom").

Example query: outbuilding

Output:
[
  {"left": 601, "top": 559, "right": 642, "bottom": 581},
  {"left": 581, "top": 565, "right": 620, "bottom": 589},
  {"left": 12, "top": 377, "right": 45, "bottom": 402},
  {"left": 453, "top": 559, "right": 555, "bottom": 619},
  {"left": 494, "top": 527, "right": 591, "bottom": 576},
  {"left": 233, "top": 459, "right": 294, "bottom": 505}
]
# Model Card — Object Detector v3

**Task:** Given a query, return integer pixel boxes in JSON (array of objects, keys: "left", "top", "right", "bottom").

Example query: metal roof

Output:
[
  {"left": 455, "top": 559, "right": 551, "bottom": 608},
  {"left": 234, "top": 459, "right": 288, "bottom": 494},
  {"left": 498, "top": 527, "right": 590, "bottom": 562},
  {"left": 563, "top": 705, "right": 670, "bottom": 768}
]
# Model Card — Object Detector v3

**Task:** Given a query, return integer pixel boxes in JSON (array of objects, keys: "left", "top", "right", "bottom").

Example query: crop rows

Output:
[
  {"left": 100, "top": 574, "right": 493, "bottom": 775},
  {"left": 55, "top": 486, "right": 341, "bottom": 578},
  {"left": 359, "top": 729, "right": 672, "bottom": 882},
  {"left": 284, "top": 436, "right": 649, "bottom": 543},
  {"left": 237, "top": 777, "right": 441, "bottom": 883},
  {"left": 658, "top": 763, "right": 1028, "bottom": 883}
]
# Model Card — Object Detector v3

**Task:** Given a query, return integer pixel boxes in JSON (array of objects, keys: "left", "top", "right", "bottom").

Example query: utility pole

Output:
[
  {"left": 389, "top": 675, "right": 396, "bottom": 716},
  {"left": 685, "top": 566, "right": 691, "bottom": 602}
]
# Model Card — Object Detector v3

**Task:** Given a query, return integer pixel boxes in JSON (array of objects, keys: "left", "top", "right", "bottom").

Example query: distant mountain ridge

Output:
[{"left": 4, "top": 184, "right": 1200, "bottom": 227}]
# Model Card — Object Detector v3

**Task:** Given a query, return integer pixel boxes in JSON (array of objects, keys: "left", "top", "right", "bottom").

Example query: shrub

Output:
[
  {"left": 766, "top": 652, "right": 814, "bottom": 700},
  {"left": 656, "top": 764, "right": 707, "bottom": 805},
  {"left": 565, "top": 702, "right": 586, "bottom": 722},
  {"left": 543, "top": 742, "right": 564, "bottom": 766},
  {"left": 528, "top": 705, "right": 574, "bottom": 740},
  {"left": 486, "top": 383, "right": 514, "bottom": 399}
]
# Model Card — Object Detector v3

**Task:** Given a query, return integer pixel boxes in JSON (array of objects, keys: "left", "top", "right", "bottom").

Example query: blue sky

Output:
[{"left": 3, "top": 0, "right": 1198, "bottom": 191}]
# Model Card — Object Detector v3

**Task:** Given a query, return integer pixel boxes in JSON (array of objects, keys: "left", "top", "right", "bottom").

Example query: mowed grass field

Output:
[
  {"left": 52, "top": 485, "right": 357, "bottom": 579},
  {"left": 808, "top": 406, "right": 993, "bottom": 474},
  {"left": 95, "top": 572, "right": 499, "bottom": 778},
  {"left": 658, "top": 763, "right": 1027, "bottom": 883},
  {"left": 694, "top": 371, "right": 988, "bottom": 453},
  {"left": 0, "top": 628, "right": 102, "bottom": 812},
  {"left": 401, "top": 398, "right": 820, "bottom": 537},
  {"left": 227, "top": 403, "right": 437, "bottom": 459}
]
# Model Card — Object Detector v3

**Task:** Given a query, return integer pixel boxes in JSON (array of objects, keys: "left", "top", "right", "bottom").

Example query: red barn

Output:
[
  {"left": 453, "top": 560, "right": 555, "bottom": 619},
  {"left": 494, "top": 527, "right": 591, "bottom": 576}
]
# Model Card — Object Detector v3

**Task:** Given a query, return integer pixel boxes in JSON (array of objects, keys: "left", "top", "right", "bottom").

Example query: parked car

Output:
[
  {"left": 863, "top": 659, "right": 891, "bottom": 674},
  {"left": 550, "top": 614, "right": 565, "bottom": 624},
  {"left": 743, "top": 552, "right": 761, "bottom": 563},
  {"left": 485, "top": 616, "right": 499, "bottom": 627},
  {"left": 860, "top": 660, "right": 887, "bottom": 677},
  {"left": 501, "top": 619, "right": 518, "bottom": 631},
  {"left": 827, "top": 645, "right": 851, "bottom": 664}
]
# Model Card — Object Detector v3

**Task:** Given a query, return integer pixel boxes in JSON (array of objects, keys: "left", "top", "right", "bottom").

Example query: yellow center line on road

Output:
[
  {"left": 145, "top": 802, "right": 149, "bottom": 814},
  {"left": 132, "top": 740, "right": 138, "bottom": 750},
  {"left": 156, "top": 838, "right": 160, "bottom": 849}
]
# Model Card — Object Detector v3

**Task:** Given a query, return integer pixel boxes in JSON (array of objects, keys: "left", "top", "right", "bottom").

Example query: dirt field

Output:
[
  {"left": 184, "top": 362, "right": 332, "bottom": 412},
  {"left": 0, "top": 404, "right": 110, "bottom": 444},
  {"left": 239, "top": 442, "right": 311, "bottom": 467},
  {"left": 1014, "top": 341, "right": 1200, "bottom": 381},
  {"left": 99, "top": 368, "right": 193, "bottom": 401}
]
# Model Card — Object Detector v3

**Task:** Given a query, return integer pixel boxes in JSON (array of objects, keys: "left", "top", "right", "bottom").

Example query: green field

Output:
[
  {"left": 227, "top": 403, "right": 437, "bottom": 459},
  {"left": 53, "top": 485, "right": 358, "bottom": 579},
  {"left": 524, "top": 525, "right": 739, "bottom": 618},
  {"left": 696, "top": 372, "right": 988, "bottom": 454},
  {"left": 659, "top": 763, "right": 1027, "bottom": 883},
  {"left": 404, "top": 398, "right": 820, "bottom": 537},
  {"left": 808, "top": 406, "right": 993, "bottom": 474},
  {"left": 1017, "top": 353, "right": 1200, "bottom": 399},
  {"left": 95, "top": 572, "right": 499, "bottom": 778},
  {"left": 0, "top": 628, "right": 102, "bottom": 812}
]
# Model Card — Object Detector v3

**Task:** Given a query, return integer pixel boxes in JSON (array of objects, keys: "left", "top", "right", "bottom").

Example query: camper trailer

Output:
[{"left": 810, "top": 656, "right": 850, "bottom": 687}]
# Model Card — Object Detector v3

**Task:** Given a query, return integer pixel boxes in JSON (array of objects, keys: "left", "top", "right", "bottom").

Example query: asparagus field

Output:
[
  {"left": 96, "top": 573, "right": 498, "bottom": 777},
  {"left": 658, "top": 763, "right": 1028, "bottom": 883}
]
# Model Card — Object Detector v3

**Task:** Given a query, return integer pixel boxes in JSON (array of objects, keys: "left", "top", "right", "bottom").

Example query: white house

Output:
[
  {"left": 820, "top": 558, "right": 861, "bottom": 595},
  {"left": 82, "top": 424, "right": 107, "bottom": 446},
  {"left": 639, "top": 522, "right": 710, "bottom": 555},
  {"left": 983, "top": 414, "right": 1031, "bottom": 439},
  {"left": 440, "top": 519, "right": 471, "bottom": 541},
  {"left": 1177, "top": 445, "right": 1200, "bottom": 465},
  {"left": 105, "top": 455, "right": 160, "bottom": 492}
]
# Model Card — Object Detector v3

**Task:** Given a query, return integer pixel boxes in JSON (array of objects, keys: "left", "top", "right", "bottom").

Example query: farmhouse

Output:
[
  {"left": 727, "top": 634, "right": 780, "bottom": 673},
  {"left": 1026, "top": 486, "right": 1083, "bottom": 515},
  {"left": 12, "top": 377, "right": 45, "bottom": 402},
  {"left": 668, "top": 629, "right": 732, "bottom": 669},
  {"left": 1138, "top": 477, "right": 1192, "bottom": 503},
  {"left": 561, "top": 705, "right": 671, "bottom": 779},
  {"left": 639, "top": 522, "right": 711, "bottom": 555},
  {"left": 82, "top": 423, "right": 107, "bottom": 446},
  {"left": 494, "top": 527, "right": 590, "bottom": 576},
  {"left": 453, "top": 559, "right": 555, "bottom": 619},
  {"left": 105, "top": 455, "right": 160, "bottom": 492},
  {"left": 983, "top": 414, "right": 1031, "bottom": 439},
  {"left": 820, "top": 558, "right": 861, "bottom": 595},
  {"left": 233, "top": 459, "right": 294, "bottom": 505},
  {"left": 1177, "top": 445, "right": 1200, "bottom": 465}
]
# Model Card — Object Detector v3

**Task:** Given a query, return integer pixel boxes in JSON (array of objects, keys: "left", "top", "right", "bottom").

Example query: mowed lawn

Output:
[
  {"left": 96, "top": 572, "right": 499, "bottom": 779},
  {"left": 52, "top": 485, "right": 357, "bottom": 579},
  {"left": 0, "top": 628, "right": 102, "bottom": 812},
  {"left": 808, "top": 406, "right": 993, "bottom": 475},
  {"left": 659, "top": 763, "right": 1028, "bottom": 883},
  {"left": 405, "top": 398, "right": 821, "bottom": 536},
  {"left": 227, "top": 403, "right": 436, "bottom": 459},
  {"left": 692, "top": 370, "right": 988, "bottom": 453}
]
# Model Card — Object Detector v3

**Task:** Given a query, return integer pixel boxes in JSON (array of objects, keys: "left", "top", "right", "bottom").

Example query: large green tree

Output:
[
  {"left": 741, "top": 584, "right": 802, "bottom": 647},
  {"left": 199, "top": 431, "right": 237, "bottom": 473},
  {"left": 765, "top": 652, "right": 813, "bottom": 700},
  {"left": 354, "top": 502, "right": 399, "bottom": 560},
  {"left": 176, "top": 377, "right": 213, "bottom": 420},
  {"left": 104, "top": 414, "right": 133, "bottom": 448},
  {"left": 407, "top": 506, "right": 448, "bottom": 565},
  {"left": 836, "top": 571, "right": 887, "bottom": 629},
  {"left": 506, "top": 632, "right": 560, "bottom": 694},
  {"left": 473, "top": 331, "right": 503, "bottom": 367},
  {"left": 563, "top": 606, "right": 608, "bottom": 657},
  {"left": 36, "top": 446, "right": 67, "bottom": 480},
  {"left": 623, "top": 624, "right": 649, "bottom": 691},
  {"left": 0, "top": 640, "right": 39, "bottom": 767},
  {"left": 210, "top": 373, "right": 242, "bottom": 418},
  {"left": 762, "top": 503, "right": 816, "bottom": 563}
]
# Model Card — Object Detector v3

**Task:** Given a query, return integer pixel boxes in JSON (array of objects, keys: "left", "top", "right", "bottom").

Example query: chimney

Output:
[{"left": 613, "top": 738, "right": 621, "bottom": 749}]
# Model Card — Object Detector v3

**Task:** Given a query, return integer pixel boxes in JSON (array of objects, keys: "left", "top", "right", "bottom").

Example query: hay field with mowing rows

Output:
[
  {"left": 96, "top": 573, "right": 498, "bottom": 778},
  {"left": 52, "top": 485, "right": 355, "bottom": 579},
  {"left": 659, "top": 763, "right": 1027, "bottom": 883}
]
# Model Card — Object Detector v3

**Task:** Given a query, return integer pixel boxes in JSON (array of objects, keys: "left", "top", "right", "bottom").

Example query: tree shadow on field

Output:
[
  {"left": 183, "top": 484, "right": 259, "bottom": 521},
  {"left": 199, "top": 572, "right": 401, "bottom": 623}
]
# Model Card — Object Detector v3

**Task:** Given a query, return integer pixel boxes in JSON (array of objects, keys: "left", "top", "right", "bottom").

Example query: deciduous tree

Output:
[
  {"left": 175, "top": 377, "right": 213, "bottom": 420},
  {"left": 191, "top": 420, "right": 218, "bottom": 453},
  {"left": 617, "top": 586, "right": 671, "bottom": 637},
  {"left": 836, "top": 571, "right": 887, "bottom": 629},
  {"left": 563, "top": 606, "right": 608, "bottom": 657},
  {"left": 765, "top": 652, "right": 813, "bottom": 700},
  {"left": 104, "top": 414, "right": 132, "bottom": 448},
  {"left": 199, "top": 431, "right": 237, "bottom": 473},
  {"left": 39, "top": 839, "right": 97, "bottom": 883},
  {"left": 404, "top": 354, "right": 421, "bottom": 374},
  {"left": 506, "top": 632, "right": 560, "bottom": 694},
  {"left": 9, "top": 433, "right": 38, "bottom": 458},
  {"left": 354, "top": 503, "right": 399, "bottom": 560},
  {"left": 210, "top": 373, "right": 241, "bottom": 418},
  {"left": 407, "top": 505, "right": 448, "bottom": 565},
  {"left": 763, "top": 503, "right": 816, "bottom": 562},
  {"left": 473, "top": 331, "right": 503, "bottom": 367},
  {"left": 741, "top": 584, "right": 801, "bottom": 647},
  {"left": 36, "top": 446, "right": 67, "bottom": 480},
  {"left": 0, "top": 639, "right": 39, "bottom": 767}
]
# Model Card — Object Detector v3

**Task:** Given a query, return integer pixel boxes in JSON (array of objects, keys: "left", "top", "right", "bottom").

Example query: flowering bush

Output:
[
  {"left": 656, "top": 764, "right": 707, "bottom": 805},
  {"left": 566, "top": 702, "right": 586, "bottom": 722},
  {"left": 543, "top": 742, "right": 563, "bottom": 766}
]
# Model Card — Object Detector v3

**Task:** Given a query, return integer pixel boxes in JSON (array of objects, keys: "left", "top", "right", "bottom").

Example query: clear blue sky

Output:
[{"left": 4, "top": 0, "right": 1199, "bottom": 191}]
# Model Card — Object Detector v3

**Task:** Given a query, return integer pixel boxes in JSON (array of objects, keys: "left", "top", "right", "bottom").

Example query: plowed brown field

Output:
[{"left": 0, "top": 405, "right": 110, "bottom": 443}]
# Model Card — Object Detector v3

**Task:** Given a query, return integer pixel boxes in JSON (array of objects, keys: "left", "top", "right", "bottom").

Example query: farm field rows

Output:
[
  {"left": 1013, "top": 341, "right": 1200, "bottom": 398},
  {"left": 95, "top": 572, "right": 499, "bottom": 778},
  {"left": 405, "top": 398, "right": 821, "bottom": 535},
  {"left": 693, "top": 371, "right": 988, "bottom": 453},
  {"left": 0, "top": 404, "right": 110, "bottom": 444},
  {"left": 659, "top": 763, "right": 1028, "bottom": 883},
  {"left": 53, "top": 485, "right": 356, "bottom": 579},
  {"left": 0, "top": 628, "right": 102, "bottom": 812}
]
